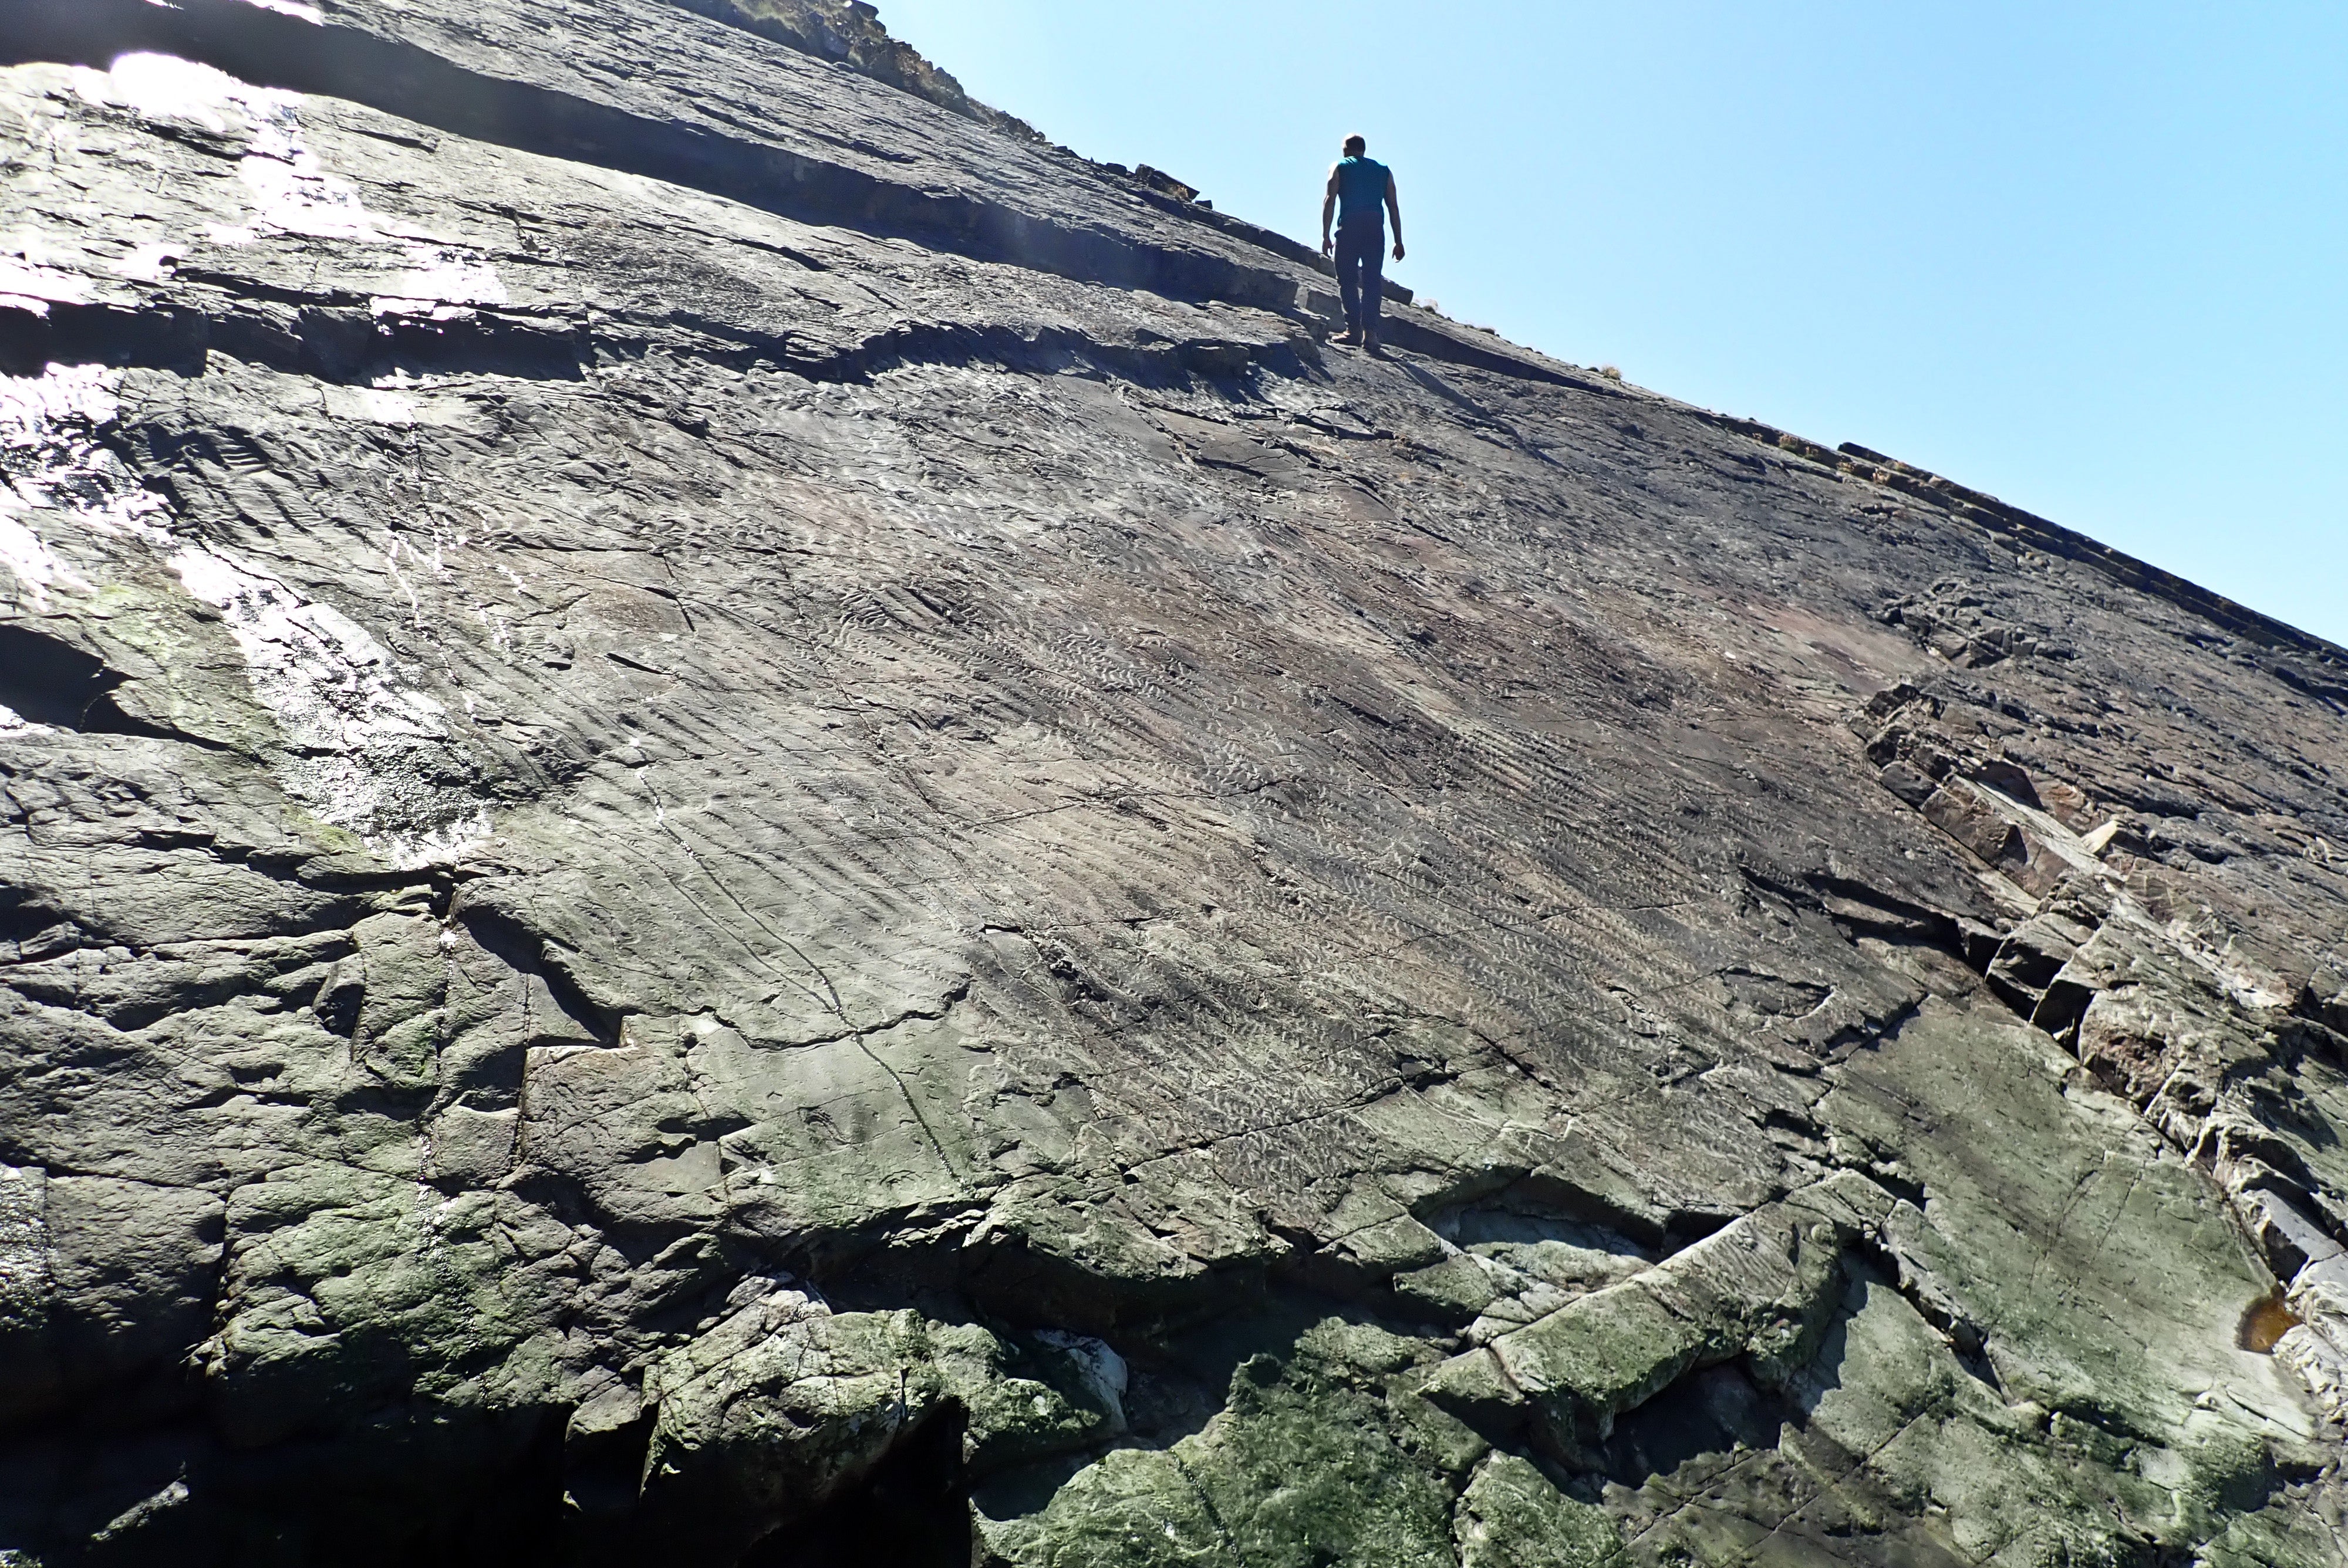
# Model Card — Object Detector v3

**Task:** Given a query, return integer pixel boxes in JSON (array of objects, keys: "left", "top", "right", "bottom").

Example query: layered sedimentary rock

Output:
[{"left": 3, "top": 2, "right": 2347, "bottom": 1563}]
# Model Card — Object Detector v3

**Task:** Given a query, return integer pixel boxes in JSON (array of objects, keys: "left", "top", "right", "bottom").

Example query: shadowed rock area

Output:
[{"left": 3, "top": 2, "right": 2347, "bottom": 1563}]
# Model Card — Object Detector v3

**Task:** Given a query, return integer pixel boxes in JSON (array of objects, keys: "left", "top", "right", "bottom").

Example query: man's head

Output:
[{"left": 1343, "top": 134, "right": 1367, "bottom": 158}]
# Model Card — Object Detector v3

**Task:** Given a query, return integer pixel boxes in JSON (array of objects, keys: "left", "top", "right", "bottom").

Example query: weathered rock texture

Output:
[
  {"left": 657, "top": 0, "right": 1041, "bottom": 144},
  {"left": 3, "top": 2, "right": 2347, "bottom": 1564}
]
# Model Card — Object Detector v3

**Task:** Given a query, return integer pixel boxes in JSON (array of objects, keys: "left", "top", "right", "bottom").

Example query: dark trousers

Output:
[{"left": 1334, "top": 223, "right": 1385, "bottom": 336}]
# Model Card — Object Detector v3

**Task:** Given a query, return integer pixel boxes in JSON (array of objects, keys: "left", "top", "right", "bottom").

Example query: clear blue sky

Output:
[{"left": 879, "top": 2, "right": 2347, "bottom": 646}]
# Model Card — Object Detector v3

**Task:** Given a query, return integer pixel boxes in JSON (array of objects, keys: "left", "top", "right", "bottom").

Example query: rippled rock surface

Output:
[{"left": 4, "top": 3, "right": 2348, "bottom": 1563}]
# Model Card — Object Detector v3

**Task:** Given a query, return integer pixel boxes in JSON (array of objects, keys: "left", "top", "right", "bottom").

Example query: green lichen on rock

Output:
[
  {"left": 1454, "top": 1453, "right": 1622, "bottom": 1568},
  {"left": 205, "top": 1165, "right": 540, "bottom": 1447},
  {"left": 640, "top": 1302, "right": 940, "bottom": 1556},
  {"left": 1597, "top": 999, "right": 2341, "bottom": 1568},
  {"left": 933, "top": 1320, "right": 1131, "bottom": 1474},
  {"left": 985, "top": 1318, "right": 1608, "bottom": 1568}
]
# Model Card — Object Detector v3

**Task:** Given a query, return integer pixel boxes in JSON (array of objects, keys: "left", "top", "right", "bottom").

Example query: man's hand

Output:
[
  {"left": 1321, "top": 234, "right": 1334, "bottom": 259},
  {"left": 1392, "top": 241, "right": 1406, "bottom": 262}
]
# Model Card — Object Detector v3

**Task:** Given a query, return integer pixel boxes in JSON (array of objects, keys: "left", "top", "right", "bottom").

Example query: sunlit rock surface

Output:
[{"left": 4, "top": 2, "right": 2348, "bottom": 1563}]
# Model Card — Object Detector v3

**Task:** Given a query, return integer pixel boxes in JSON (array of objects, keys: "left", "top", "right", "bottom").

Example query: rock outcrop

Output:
[
  {"left": 656, "top": 0, "right": 1043, "bottom": 145},
  {"left": 4, "top": 2, "right": 2347, "bottom": 1564}
]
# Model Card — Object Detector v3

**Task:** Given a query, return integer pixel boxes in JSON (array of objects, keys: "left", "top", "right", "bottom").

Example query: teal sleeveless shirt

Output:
[{"left": 1335, "top": 156, "right": 1389, "bottom": 229}]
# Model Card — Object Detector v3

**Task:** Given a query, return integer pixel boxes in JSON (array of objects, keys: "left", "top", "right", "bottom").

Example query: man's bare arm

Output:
[
  {"left": 1385, "top": 172, "right": 1405, "bottom": 261},
  {"left": 1320, "top": 165, "right": 1341, "bottom": 256}
]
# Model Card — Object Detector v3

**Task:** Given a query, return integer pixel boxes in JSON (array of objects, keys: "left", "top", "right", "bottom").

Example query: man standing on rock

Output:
[{"left": 1320, "top": 133, "right": 1404, "bottom": 351}]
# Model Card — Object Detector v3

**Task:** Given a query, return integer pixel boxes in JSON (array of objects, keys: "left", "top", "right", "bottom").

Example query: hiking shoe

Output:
[{"left": 1336, "top": 329, "right": 1363, "bottom": 346}]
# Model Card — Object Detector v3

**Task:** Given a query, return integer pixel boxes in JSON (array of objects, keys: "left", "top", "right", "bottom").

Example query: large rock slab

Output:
[{"left": 2, "top": 4, "right": 2347, "bottom": 1563}]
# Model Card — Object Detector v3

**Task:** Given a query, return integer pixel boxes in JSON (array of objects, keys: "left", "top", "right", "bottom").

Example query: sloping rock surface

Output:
[
  {"left": 655, "top": 0, "right": 1042, "bottom": 144},
  {"left": 3, "top": 3, "right": 2348, "bottom": 1564}
]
